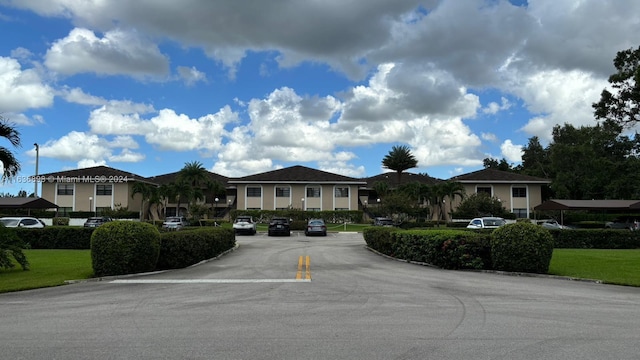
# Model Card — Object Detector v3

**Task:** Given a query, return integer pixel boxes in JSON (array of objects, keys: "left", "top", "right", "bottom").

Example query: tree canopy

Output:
[
  {"left": 593, "top": 46, "right": 640, "bottom": 127},
  {"left": 0, "top": 116, "right": 21, "bottom": 181},
  {"left": 382, "top": 145, "right": 418, "bottom": 185}
]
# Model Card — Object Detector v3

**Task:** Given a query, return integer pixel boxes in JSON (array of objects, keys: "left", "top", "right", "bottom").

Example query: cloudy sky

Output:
[{"left": 0, "top": 0, "right": 638, "bottom": 194}]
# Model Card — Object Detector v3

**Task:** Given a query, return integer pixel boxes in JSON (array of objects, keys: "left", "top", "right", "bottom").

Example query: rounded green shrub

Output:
[
  {"left": 490, "top": 222, "right": 554, "bottom": 274},
  {"left": 91, "top": 221, "right": 161, "bottom": 277}
]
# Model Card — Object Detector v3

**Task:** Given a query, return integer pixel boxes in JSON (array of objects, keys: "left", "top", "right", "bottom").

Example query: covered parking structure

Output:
[
  {"left": 0, "top": 197, "right": 58, "bottom": 215},
  {"left": 534, "top": 199, "right": 640, "bottom": 225}
]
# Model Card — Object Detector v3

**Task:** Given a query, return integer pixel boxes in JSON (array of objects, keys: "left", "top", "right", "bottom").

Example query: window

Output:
[
  {"left": 513, "top": 208, "right": 528, "bottom": 218},
  {"left": 247, "top": 187, "right": 261, "bottom": 197},
  {"left": 334, "top": 187, "right": 349, "bottom": 197},
  {"left": 275, "top": 187, "right": 290, "bottom": 197},
  {"left": 58, "top": 207, "right": 72, "bottom": 216},
  {"left": 96, "top": 184, "right": 112, "bottom": 196},
  {"left": 306, "top": 187, "right": 321, "bottom": 197},
  {"left": 335, "top": 208, "right": 349, "bottom": 211},
  {"left": 306, "top": 208, "right": 320, "bottom": 211},
  {"left": 57, "top": 184, "right": 73, "bottom": 195},
  {"left": 476, "top": 186, "right": 492, "bottom": 195},
  {"left": 512, "top": 187, "right": 527, "bottom": 198}
]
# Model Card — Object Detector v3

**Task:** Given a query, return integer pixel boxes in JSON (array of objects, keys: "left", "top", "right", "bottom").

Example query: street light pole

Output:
[
  {"left": 33, "top": 143, "right": 39, "bottom": 197},
  {"left": 301, "top": 198, "right": 305, "bottom": 210},
  {"left": 89, "top": 196, "right": 93, "bottom": 216},
  {"left": 214, "top": 197, "right": 219, "bottom": 218}
]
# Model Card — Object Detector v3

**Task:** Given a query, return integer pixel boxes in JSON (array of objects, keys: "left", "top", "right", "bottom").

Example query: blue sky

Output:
[{"left": 0, "top": 0, "right": 638, "bottom": 195}]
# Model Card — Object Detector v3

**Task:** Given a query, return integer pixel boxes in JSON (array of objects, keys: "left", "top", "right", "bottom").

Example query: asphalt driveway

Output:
[{"left": 1, "top": 232, "right": 639, "bottom": 359}]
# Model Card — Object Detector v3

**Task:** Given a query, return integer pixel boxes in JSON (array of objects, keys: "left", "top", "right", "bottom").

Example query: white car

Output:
[
  {"left": 0, "top": 216, "right": 46, "bottom": 228},
  {"left": 162, "top": 216, "right": 188, "bottom": 230},
  {"left": 233, "top": 216, "right": 257, "bottom": 235},
  {"left": 466, "top": 217, "right": 506, "bottom": 229},
  {"left": 540, "top": 219, "right": 571, "bottom": 230}
]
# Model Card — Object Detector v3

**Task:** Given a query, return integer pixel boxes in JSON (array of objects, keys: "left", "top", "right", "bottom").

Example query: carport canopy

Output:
[
  {"left": 534, "top": 199, "right": 640, "bottom": 211},
  {"left": 0, "top": 197, "right": 58, "bottom": 210}
]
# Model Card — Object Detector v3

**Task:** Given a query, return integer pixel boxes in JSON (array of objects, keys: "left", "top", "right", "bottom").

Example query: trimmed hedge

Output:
[
  {"left": 363, "top": 228, "right": 492, "bottom": 270},
  {"left": 14, "top": 226, "right": 95, "bottom": 249},
  {"left": 156, "top": 227, "right": 235, "bottom": 270},
  {"left": 91, "top": 222, "right": 161, "bottom": 277},
  {"left": 491, "top": 222, "right": 554, "bottom": 274}
]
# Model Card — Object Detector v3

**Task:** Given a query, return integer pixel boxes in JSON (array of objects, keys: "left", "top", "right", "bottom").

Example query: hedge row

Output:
[
  {"left": 548, "top": 228, "right": 640, "bottom": 249},
  {"left": 14, "top": 227, "right": 95, "bottom": 249},
  {"left": 156, "top": 227, "right": 235, "bottom": 270},
  {"left": 363, "top": 225, "right": 640, "bottom": 273},
  {"left": 363, "top": 227, "right": 492, "bottom": 270}
]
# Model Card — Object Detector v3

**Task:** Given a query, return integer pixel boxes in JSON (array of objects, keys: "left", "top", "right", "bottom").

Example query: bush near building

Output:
[{"left": 90, "top": 221, "right": 161, "bottom": 277}]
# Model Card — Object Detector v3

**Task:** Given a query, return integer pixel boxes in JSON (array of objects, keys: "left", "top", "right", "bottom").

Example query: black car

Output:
[
  {"left": 84, "top": 216, "right": 112, "bottom": 228},
  {"left": 268, "top": 217, "right": 291, "bottom": 236}
]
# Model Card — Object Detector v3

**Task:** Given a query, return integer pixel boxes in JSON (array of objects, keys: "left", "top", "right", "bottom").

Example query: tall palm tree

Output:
[
  {"left": 171, "top": 179, "right": 194, "bottom": 217},
  {"left": 131, "top": 182, "right": 153, "bottom": 220},
  {"left": 0, "top": 117, "right": 21, "bottom": 182},
  {"left": 382, "top": 145, "right": 418, "bottom": 186},
  {"left": 440, "top": 181, "right": 466, "bottom": 221},
  {"left": 178, "top": 161, "right": 209, "bottom": 188},
  {"left": 427, "top": 182, "right": 448, "bottom": 224}
]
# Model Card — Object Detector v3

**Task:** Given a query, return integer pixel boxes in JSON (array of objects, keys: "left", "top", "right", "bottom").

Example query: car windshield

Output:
[
  {"left": 0, "top": 219, "right": 19, "bottom": 227},
  {"left": 166, "top": 218, "right": 181, "bottom": 223},
  {"left": 86, "top": 218, "right": 102, "bottom": 223},
  {"left": 309, "top": 220, "right": 324, "bottom": 226},
  {"left": 236, "top": 217, "right": 251, "bottom": 223},
  {"left": 378, "top": 219, "right": 393, "bottom": 225}
]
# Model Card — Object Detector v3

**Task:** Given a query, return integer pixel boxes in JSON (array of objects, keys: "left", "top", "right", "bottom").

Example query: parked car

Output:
[
  {"left": 305, "top": 218, "right": 327, "bottom": 236},
  {"left": 605, "top": 216, "right": 638, "bottom": 230},
  {"left": 466, "top": 217, "right": 506, "bottom": 229},
  {"left": 0, "top": 216, "right": 45, "bottom": 228},
  {"left": 373, "top": 217, "right": 395, "bottom": 227},
  {"left": 540, "top": 219, "right": 570, "bottom": 230},
  {"left": 268, "top": 217, "right": 291, "bottom": 236},
  {"left": 233, "top": 216, "right": 257, "bottom": 235},
  {"left": 162, "top": 216, "right": 188, "bottom": 230},
  {"left": 83, "top": 216, "right": 113, "bottom": 228}
]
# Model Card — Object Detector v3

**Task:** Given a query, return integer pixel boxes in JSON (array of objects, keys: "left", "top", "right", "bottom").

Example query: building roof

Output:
[
  {"left": 38, "top": 165, "right": 155, "bottom": 184},
  {"left": 148, "top": 171, "right": 229, "bottom": 186},
  {"left": 363, "top": 172, "right": 442, "bottom": 188},
  {"left": 229, "top": 165, "right": 367, "bottom": 184},
  {"left": 534, "top": 199, "right": 640, "bottom": 211},
  {"left": 450, "top": 168, "right": 551, "bottom": 184},
  {"left": 0, "top": 197, "right": 58, "bottom": 209}
]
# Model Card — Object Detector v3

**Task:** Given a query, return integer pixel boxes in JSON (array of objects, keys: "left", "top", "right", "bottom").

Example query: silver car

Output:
[
  {"left": 162, "top": 216, "right": 188, "bottom": 230},
  {"left": 466, "top": 217, "right": 506, "bottom": 229}
]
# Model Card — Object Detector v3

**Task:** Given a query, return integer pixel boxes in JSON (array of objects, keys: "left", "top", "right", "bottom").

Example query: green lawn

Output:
[
  {"left": 548, "top": 249, "right": 640, "bottom": 286},
  {"left": 2, "top": 248, "right": 640, "bottom": 293},
  {"left": 0, "top": 250, "right": 93, "bottom": 293}
]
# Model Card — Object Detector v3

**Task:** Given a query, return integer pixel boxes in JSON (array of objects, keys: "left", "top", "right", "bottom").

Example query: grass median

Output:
[{"left": 1, "top": 248, "right": 639, "bottom": 293}]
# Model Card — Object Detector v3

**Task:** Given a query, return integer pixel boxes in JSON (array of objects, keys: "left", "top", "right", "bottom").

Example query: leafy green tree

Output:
[
  {"left": 0, "top": 116, "right": 21, "bottom": 181},
  {"left": 178, "top": 161, "right": 209, "bottom": 188},
  {"left": 593, "top": 46, "right": 640, "bottom": 127},
  {"left": 482, "top": 157, "right": 516, "bottom": 172},
  {"left": 382, "top": 145, "right": 418, "bottom": 185},
  {"left": 452, "top": 193, "right": 510, "bottom": 219},
  {"left": 520, "top": 136, "right": 550, "bottom": 178}
]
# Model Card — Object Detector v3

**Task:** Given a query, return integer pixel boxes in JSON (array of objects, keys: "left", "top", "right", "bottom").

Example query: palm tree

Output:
[
  {"left": 427, "top": 182, "right": 448, "bottom": 224},
  {"left": 171, "top": 180, "right": 193, "bottom": 217},
  {"left": 178, "top": 161, "right": 209, "bottom": 188},
  {"left": 382, "top": 145, "right": 418, "bottom": 186},
  {"left": 0, "top": 117, "right": 21, "bottom": 182},
  {"left": 205, "top": 179, "right": 226, "bottom": 218},
  {"left": 440, "top": 181, "right": 466, "bottom": 221},
  {"left": 131, "top": 182, "right": 153, "bottom": 220}
]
